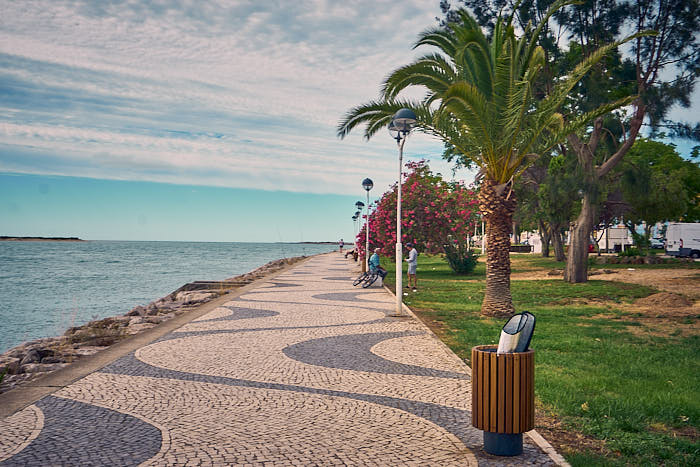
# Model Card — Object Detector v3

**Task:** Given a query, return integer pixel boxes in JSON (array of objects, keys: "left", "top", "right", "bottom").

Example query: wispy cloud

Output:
[{"left": 0, "top": 0, "right": 477, "bottom": 194}]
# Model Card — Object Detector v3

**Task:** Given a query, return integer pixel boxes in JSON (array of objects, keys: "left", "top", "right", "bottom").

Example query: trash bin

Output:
[
  {"left": 471, "top": 312, "right": 536, "bottom": 456},
  {"left": 471, "top": 346, "right": 535, "bottom": 455}
]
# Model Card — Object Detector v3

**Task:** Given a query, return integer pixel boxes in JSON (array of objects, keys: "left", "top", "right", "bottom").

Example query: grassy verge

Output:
[{"left": 381, "top": 253, "right": 699, "bottom": 466}]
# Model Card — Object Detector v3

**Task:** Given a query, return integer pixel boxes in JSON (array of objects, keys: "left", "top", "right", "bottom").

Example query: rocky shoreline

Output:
[{"left": 0, "top": 255, "right": 308, "bottom": 394}]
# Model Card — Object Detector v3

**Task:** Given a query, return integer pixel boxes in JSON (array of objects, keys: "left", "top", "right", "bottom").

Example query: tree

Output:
[
  {"left": 441, "top": 1, "right": 699, "bottom": 282},
  {"left": 538, "top": 154, "right": 584, "bottom": 260},
  {"left": 618, "top": 138, "right": 700, "bottom": 238},
  {"left": 355, "top": 160, "right": 478, "bottom": 259},
  {"left": 339, "top": 1, "right": 642, "bottom": 317},
  {"left": 564, "top": 0, "right": 699, "bottom": 282}
]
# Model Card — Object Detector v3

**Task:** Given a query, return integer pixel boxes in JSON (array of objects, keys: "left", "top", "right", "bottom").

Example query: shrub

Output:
[
  {"left": 618, "top": 247, "right": 642, "bottom": 257},
  {"left": 443, "top": 242, "right": 479, "bottom": 274}
]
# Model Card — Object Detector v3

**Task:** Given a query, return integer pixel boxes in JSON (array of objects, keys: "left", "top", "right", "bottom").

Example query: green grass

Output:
[{"left": 382, "top": 253, "right": 699, "bottom": 466}]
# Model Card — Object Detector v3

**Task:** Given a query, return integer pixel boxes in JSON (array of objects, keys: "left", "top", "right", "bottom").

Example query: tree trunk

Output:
[
  {"left": 551, "top": 224, "right": 566, "bottom": 262},
  {"left": 538, "top": 220, "right": 551, "bottom": 257},
  {"left": 564, "top": 193, "right": 596, "bottom": 282},
  {"left": 479, "top": 179, "right": 516, "bottom": 318}
]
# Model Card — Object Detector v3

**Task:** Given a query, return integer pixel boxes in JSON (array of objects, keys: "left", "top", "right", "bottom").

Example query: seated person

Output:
[{"left": 369, "top": 248, "right": 387, "bottom": 277}]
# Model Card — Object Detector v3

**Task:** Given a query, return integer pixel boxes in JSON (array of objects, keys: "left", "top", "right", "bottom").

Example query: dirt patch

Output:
[
  {"left": 648, "top": 422, "right": 699, "bottom": 443},
  {"left": 534, "top": 405, "right": 614, "bottom": 461},
  {"left": 635, "top": 292, "right": 693, "bottom": 308},
  {"left": 511, "top": 267, "right": 700, "bottom": 299}
]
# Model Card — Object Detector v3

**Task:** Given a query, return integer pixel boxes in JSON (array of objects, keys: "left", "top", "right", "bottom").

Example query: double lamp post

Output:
[
  {"left": 352, "top": 109, "right": 416, "bottom": 316},
  {"left": 388, "top": 108, "right": 417, "bottom": 316}
]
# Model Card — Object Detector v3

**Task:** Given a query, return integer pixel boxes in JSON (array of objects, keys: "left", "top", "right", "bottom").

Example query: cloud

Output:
[{"left": 0, "top": 0, "right": 478, "bottom": 195}]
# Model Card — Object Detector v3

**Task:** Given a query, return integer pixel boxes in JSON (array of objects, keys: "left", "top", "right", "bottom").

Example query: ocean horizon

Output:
[{"left": 0, "top": 240, "right": 338, "bottom": 353}]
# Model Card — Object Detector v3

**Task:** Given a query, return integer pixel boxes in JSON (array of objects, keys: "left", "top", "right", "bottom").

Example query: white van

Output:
[{"left": 665, "top": 223, "right": 700, "bottom": 258}]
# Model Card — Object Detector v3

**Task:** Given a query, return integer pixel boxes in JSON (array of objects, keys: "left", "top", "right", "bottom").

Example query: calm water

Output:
[{"left": 0, "top": 241, "right": 335, "bottom": 353}]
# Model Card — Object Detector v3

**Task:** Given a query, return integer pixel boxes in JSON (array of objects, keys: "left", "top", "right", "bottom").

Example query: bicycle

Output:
[
  {"left": 361, "top": 270, "right": 379, "bottom": 288},
  {"left": 352, "top": 271, "right": 370, "bottom": 286},
  {"left": 352, "top": 267, "right": 386, "bottom": 288}
]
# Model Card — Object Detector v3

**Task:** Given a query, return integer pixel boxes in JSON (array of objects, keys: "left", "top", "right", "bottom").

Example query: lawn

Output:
[{"left": 381, "top": 253, "right": 699, "bottom": 466}]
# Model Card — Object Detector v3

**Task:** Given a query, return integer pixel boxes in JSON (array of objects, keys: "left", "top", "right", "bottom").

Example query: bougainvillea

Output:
[{"left": 356, "top": 160, "right": 479, "bottom": 260}]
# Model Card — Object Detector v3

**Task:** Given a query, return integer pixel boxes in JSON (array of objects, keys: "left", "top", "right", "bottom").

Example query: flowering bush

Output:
[
  {"left": 443, "top": 240, "right": 479, "bottom": 274},
  {"left": 356, "top": 160, "right": 478, "bottom": 259}
]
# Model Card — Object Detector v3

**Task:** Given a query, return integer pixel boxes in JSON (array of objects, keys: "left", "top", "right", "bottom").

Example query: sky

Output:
[
  {"left": 0, "top": 1, "right": 696, "bottom": 242},
  {"left": 0, "top": 0, "right": 473, "bottom": 242}
]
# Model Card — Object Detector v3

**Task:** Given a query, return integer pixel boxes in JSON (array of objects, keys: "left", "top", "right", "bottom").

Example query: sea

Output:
[{"left": 0, "top": 241, "right": 337, "bottom": 353}]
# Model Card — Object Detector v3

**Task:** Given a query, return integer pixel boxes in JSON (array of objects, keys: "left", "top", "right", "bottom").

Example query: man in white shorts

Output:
[{"left": 405, "top": 243, "right": 418, "bottom": 291}]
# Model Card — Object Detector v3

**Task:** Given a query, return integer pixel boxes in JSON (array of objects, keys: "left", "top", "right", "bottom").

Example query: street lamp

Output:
[
  {"left": 354, "top": 201, "right": 364, "bottom": 253},
  {"left": 362, "top": 178, "right": 373, "bottom": 271},
  {"left": 388, "top": 108, "right": 417, "bottom": 316}
]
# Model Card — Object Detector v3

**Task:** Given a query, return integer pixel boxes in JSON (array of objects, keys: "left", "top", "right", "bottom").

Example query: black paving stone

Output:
[
  {"left": 282, "top": 332, "right": 465, "bottom": 379},
  {"left": 1, "top": 396, "right": 161, "bottom": 467}
]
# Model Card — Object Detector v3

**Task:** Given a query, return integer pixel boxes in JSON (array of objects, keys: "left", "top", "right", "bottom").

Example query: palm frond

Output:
[{"left": 381, "top": 54, "right": 456, "bottom": 100}]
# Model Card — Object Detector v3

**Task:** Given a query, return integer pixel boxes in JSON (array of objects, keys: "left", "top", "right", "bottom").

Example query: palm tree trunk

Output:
[{"left": 479, "top": 179, "right": 516, "bottom": 318}]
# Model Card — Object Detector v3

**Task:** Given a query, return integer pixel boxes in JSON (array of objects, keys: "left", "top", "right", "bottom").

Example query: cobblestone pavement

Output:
[{"left": 0, "top": 253, "right": 565, "bottom": 466}]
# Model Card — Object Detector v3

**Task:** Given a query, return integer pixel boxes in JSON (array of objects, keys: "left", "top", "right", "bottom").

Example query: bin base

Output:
[{"left": 483, "top": 431, "right": 522, "bottom": 456}]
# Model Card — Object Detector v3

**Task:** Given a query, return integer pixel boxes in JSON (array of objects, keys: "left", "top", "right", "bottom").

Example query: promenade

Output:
[{"left": 0, "top": 253, "right": 564, "bottom": 466}]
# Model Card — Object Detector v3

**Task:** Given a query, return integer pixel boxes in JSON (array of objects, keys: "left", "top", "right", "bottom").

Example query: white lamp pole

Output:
[
  {"left": 388, "top": 108, "right": 417, "bottom": 316},
  {"left": 355, "top": 201, "right": 365, "bottom": 265},
  {"left": 362, "top": 178, "right": 373, "bottom": 271}
]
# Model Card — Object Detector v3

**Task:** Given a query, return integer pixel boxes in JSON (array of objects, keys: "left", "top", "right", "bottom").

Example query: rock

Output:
[
  {"left": 144, "top": 313, "right": 174, "bottom": 324},
  {"left": 126, "top": 323, "right": 157, "bottom": 334},
  {"left": 175, "top": 291, "right": 217, "bottom": 304},
  {"left": 547, "top": 269, "right": 563, "bottom": 276},
  {"left": 20, "top": 363, "right": 69, "bottom": 374},
  {"left": 0, "top": 357, "right": 21, "bottom": 375},
  {"left": 20, "top": 349, "right": 41, "bottom": 365},
  {"left": 41, "top": 356, "right": 65, "bottom": 364},
  {"left": 70, "top": 346, "right": 104, "bottom": 357},
  {"left": 129, "top": 316, "right": 145, "bottom": 325},
  {"left": 6, "top": 347, "right": 26, "bottom": 359},
  {"left": 126, "top": 305, "right": 146, "bottom": 317}
]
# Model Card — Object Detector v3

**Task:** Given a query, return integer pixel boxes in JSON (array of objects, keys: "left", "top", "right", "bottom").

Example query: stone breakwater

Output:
[{"left": 0, "top": 256, "right": 307, "bottom": 394}]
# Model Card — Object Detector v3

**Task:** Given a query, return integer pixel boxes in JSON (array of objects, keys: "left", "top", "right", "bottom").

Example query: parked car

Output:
[{"left": 650, "top": 238, "right": 664, "bottom": 249}]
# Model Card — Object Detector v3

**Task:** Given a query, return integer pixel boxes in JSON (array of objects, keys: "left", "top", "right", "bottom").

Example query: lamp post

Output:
[
  {"left": 354, "top": 201, "right": 364, "bottom": 257},
  {"left": 362, "top": 178, "right": 373, "bottom": 271},
  {"left": 389, "top": 108, "right": 417, "bottom": 316}
]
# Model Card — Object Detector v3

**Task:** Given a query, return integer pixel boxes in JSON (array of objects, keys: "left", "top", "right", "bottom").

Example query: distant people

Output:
[
  {"left": 338, "top": 238, "right": 344, "bottom": 253},
  {"left": 405, "top": 243, "right": 418, "bottom": 291}
]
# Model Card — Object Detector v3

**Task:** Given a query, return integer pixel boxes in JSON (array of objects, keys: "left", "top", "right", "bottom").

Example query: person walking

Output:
[
  {"left": 405, "top": 243, "right": 418, "bottom": 291},
  {"left": 338, "top": 238, "right": 344, "bottom": 253}
]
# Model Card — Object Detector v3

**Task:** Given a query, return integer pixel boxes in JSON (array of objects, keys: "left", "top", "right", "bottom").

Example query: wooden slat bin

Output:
[{"left": 471, "top": 345, "right": 535, "bottom": 434}]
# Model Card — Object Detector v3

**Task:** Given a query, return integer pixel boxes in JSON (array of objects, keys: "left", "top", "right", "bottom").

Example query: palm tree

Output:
[{"left": 337, "top": 1, "right": 649, "bottom": 317}]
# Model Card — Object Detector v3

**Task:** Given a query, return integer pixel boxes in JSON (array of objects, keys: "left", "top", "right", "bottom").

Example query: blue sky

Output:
[{"left": 0, "top": 1, "right": 697, "bottom": 242}]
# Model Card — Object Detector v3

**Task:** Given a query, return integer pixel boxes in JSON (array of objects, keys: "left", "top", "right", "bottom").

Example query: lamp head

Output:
[
  {"left": 362, "top": 178, "right": 373, "bottom": 191},
  {"left": 389, "top": 107, "right": 417, "bottom": 142},
  {"left": 355, "top": 201, "right": 365, "bottom": 209}
]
